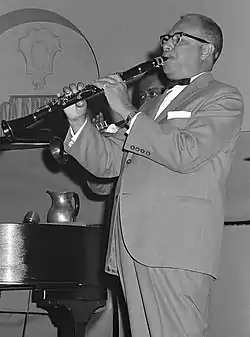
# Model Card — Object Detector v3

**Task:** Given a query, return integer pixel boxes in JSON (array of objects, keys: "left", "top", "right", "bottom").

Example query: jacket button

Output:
[{"left": 126, "top": 159, "right": 132, "bottom": 164}]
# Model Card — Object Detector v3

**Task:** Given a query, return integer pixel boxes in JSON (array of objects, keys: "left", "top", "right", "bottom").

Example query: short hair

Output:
[{"left": 180, "top": 13, "right": 223, "bottom": 62}]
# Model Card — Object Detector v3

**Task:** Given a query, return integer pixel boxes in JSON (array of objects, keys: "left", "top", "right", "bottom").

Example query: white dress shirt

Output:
[
  {"left": 129, "top": 72, "right": 206, "bottom": 128},
  {"left": 155, "top": 85, "right": 187, "bottom": 119}
]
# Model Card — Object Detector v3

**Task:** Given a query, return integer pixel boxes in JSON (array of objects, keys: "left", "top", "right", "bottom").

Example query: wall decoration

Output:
[
  {"left": 0, "top": 8, "right": 100, "bottom": 131},
  {"left": 17, "top": 25, "right": 62, "bottom": 90}
]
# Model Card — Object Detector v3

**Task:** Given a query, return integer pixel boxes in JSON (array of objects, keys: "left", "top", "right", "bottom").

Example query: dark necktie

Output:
[{"left": 167, "top": 78, "right": 191, "bottom": 89}]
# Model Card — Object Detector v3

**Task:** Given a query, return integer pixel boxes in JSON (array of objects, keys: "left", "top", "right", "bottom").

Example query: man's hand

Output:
[
  {"left": 92, "top": 112, "right": 105, "bottom": 126},
  {"left": 92, "top": 112, "right": 108, "bottom": 132},
  {"left": 92, "top": 74, "right": 136, "bottom": 120},
  {"left": 62, "top": 82, "right": 88, "bottom": 133}
]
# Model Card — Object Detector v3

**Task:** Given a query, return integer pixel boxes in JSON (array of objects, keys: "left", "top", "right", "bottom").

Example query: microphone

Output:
[{"left": 22, "top": 211, "right": 40, "bottom": 225}]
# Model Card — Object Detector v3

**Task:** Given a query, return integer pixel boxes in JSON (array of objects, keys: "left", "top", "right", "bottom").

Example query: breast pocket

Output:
[{"left": 165, "top": 117, "right": 190, "bottom": 129}]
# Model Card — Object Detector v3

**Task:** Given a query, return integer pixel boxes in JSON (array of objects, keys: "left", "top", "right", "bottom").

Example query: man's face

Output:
[
  {"left": 139, "top": 74, "right": 165, "bottom": 105},
  {"left": 162, "top": 20, "right": 207, "bottom": 80}
]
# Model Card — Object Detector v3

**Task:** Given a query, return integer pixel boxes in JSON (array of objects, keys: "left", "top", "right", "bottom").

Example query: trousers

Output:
[{"left": 115, "top": 218, "right": 214, "bottom": 337}]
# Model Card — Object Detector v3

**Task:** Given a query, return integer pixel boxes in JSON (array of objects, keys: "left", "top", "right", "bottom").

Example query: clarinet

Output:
[{"left": 1, "top": 56, "right": 168, "bottom": 140}]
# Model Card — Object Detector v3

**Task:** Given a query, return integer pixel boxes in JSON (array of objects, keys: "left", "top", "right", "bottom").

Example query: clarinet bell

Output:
[{"left": 49, "top": 136, "right": 68, "bottom": 165}]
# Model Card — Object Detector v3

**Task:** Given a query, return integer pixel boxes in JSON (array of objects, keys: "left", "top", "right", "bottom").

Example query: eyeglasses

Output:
[
  {"left": 139, "top": 87, "right": 165, "bottom": 104},
  {"left": 160, "top": 32, "right": 210, "bottom": 47}
]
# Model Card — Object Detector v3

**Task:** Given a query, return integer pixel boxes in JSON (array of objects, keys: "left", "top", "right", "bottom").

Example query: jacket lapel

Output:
[
  {"left": 155, "top": 72, "right": 214, "bottom": 122},
  {"left": 140, "top": 93, "right": 166, "bottom": 119}
]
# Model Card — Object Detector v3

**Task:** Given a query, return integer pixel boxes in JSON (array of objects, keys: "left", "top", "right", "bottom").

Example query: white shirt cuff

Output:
[{"left": 68, "top": 119, "right": 87, "bottom": 146}]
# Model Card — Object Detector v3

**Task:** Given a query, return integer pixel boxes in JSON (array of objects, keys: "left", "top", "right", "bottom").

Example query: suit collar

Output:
[
  {"left": 140, "top": 72, "right": 214, "bottom": 121},
  {"left": 154, "top": 72, "right": 214, "bottom": 122}
]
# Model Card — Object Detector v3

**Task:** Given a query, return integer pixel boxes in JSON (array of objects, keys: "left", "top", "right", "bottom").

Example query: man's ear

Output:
[{"left": 201, "top": 44, "right": 215, "bottom": 60}]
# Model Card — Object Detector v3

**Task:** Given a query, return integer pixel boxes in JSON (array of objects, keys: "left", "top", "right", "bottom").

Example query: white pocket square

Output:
[{"left": 167, "top": 110, "right": 191, "bottom": 120}]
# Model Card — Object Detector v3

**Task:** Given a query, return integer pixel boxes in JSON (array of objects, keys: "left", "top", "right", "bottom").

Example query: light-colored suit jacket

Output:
[{"left": 64, "top": 73, "right": 244, "bottom": 278}]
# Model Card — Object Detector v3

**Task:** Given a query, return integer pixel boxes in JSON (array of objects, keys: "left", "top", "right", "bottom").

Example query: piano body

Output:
[{"left": 0, "top": 131, "right": 112, "bottom": 337}]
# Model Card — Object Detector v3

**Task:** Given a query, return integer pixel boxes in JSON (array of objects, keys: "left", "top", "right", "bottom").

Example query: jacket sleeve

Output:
[
  {"left": 86, "top": 179, "right": 117, "bottom": 196},
  {"left": 124, "top": 86, "right": 244, "bottom": 173},
  {"left": 64, "top": 118, "right": 127, "bottom": 178}
]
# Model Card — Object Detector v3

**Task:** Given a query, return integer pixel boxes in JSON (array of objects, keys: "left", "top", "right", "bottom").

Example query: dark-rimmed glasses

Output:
[{"left": 160, "top": 32, "right": 210, "bottom": 47}]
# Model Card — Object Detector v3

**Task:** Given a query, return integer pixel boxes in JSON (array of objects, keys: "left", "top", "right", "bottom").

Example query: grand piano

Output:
[
  {"left": 0, "top": 118, "right": 113, "bottom": 337},
  {"left": 0, "top": 221, "right": 106, "bottom": 337}
]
